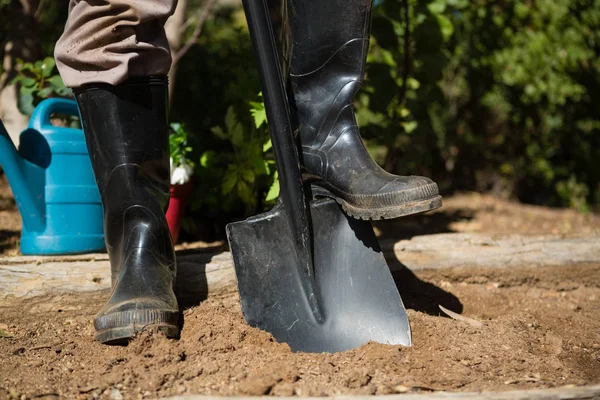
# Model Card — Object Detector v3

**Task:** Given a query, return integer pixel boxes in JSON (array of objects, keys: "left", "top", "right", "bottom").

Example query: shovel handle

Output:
[
  {"left": 241, "top": 0, "right": 312, "bottom": 263},
  {"left": 241, "top": 0, "right": 303, "bottom": 205}
]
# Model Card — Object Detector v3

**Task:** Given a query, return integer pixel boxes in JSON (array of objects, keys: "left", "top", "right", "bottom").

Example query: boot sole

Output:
[
  {"left": 311, "top": 184, "right": 442, "bottom": 220},
  {"left": 94, "top": 309, "right": 179, "bottom": 345}
]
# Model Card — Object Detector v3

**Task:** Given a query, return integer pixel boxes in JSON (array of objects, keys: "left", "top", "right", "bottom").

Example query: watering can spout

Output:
[{"left": 0, "top": 120, "right": 46, "bottom": 233}]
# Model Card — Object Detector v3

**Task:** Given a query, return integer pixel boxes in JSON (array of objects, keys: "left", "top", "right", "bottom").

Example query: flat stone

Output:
[{"left": 1, "top": 233, "right": 598, "bottom": 301}]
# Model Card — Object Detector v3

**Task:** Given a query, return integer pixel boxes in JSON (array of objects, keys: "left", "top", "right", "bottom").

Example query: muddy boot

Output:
[
  {"left": 285, "top": 0, "right": 442, "bottom": 220},
  {"left": 75, "top": 76, "right": 179, "bottom": 344}
]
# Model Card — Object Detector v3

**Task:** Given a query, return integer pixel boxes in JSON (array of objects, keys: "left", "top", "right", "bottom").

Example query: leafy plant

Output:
[
  {"left": 169, "top": 122, "right": 195, "bottom": 168},
  {"left": 249, "top": 93, "right": 279, "bottom": 202},
  {"left": 433, "top": 0, "right": 600, "bottom": 209},
  {"left": 194, "top": 101, "right": 276, "bottom": 215},
  {"left": 12, "top": 56, "right": 71, "bottom": 115},
  {"left": 358, "top": 0, "right": 456, "bottom": 174},
  {"left": 556, "top": 175, "right": 590, "bottom": 213}
]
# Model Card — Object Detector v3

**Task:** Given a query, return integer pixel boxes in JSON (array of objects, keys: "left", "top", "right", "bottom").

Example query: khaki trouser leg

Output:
[{"left": 55, "top": 0, "right": 178, "bottom": 88}]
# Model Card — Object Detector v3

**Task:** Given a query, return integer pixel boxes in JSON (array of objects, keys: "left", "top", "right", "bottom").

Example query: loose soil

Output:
[
  {"left": 1, "top": 264, "right": 599, "bottom": 399},
  {"left": 1, "top": 175, "right": 599, "bottom": 399}
]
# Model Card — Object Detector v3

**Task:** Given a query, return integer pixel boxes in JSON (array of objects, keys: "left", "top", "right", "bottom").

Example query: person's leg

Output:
[
  {"left": 55, "top": 1, "right": 179, "bottom": 344},
  {"left": 55, "top": 0, "right": 175, "bottom": 87},
  {"left": 286, "top": 0, "right": 442, "bottom": 220}
]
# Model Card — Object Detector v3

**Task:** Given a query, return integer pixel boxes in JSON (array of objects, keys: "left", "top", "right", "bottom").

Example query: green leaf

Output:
[
  {"left": 265, "top": 173, "right": 279, "bottom": 202},
  {"left": 17, "top": 92, "right": 35, "bottom": 116},
  {"left": 249, "top": 100, "right": 267, "bottom": 128},
  {"left": 170, "top": 122, "right": 182, "bottom": 133},
  {"left": 55, "top": 87, "right": 72, "bottom": 97},
  {"left": 230, "top": 122, "right": 244, "bottom": 147},
  {"left": 19, "top": 77, "right": 36, "bottom": 87},
  {"left": 19, "top": 61, "right": 34, "bottom": 73},
  {"left": 210, "top": 126, "right": 227, "bottom": 140},
  {"left": 47, "top": 74, "right": 66, "bottom": 89},
  {"left": 41, "top": 57, "right": 56, "bottom": 77},
  {"left": 224, "top": 106, "right": 237, "bottom": 135},
  {"left": 263, "top": 139, "right": 272, "bottom": 152},
  {"left": 200, "top": 150, "right": 217, "bottom": 167},
  {"left": 446, "top": 0, "right": 467, "bottom": 9},
  {"left": 221, "top": 169, "right": 238, "bottom": 194},
  {"left": 435, "top": 14, "right": 454, "bottom": 40},
  {"left": 37, "top": 87, "right": 53, "bottom": 98},
  {"left": 407, "top": 78, "right": 421, "bottom": 90},
  {"left": 250, "top": 153, "right": 268, "bottom": 176},
  {"left": 427, "top": 0, "right": 447, "bottom": 14},
  {"left": 237, "top": 180, "right": 253, "bottom": 204},
  {"left": 241, "top": 167, "right": 255, "bottom": 184},
  {"left": 20, "top": 85, "right": 37, "bottom": 95},
  {"left": 401, "top": 121, "right": 418, "bottom": 134}
]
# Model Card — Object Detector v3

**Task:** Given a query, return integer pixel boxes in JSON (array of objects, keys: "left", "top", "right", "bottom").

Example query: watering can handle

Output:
[{"left": 29, "top": 98, "right": 80, "bottom": 132}]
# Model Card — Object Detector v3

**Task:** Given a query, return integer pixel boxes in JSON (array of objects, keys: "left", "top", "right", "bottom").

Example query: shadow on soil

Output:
[
  {"left": 175, "top": 245, "right": 229, "bottom": 309},
  {"left": 390, "top": 260, "right": 463, "bottom": 316},
  {"left": 375, "top": 209, "right": 468, "bottom": 315},
  {"left": 174, "top": 244, "right": 228, "bottom": 332}
]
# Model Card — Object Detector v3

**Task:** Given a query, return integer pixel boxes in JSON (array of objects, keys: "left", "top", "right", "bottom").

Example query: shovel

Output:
[{"left": 226, "top": 0, "right": 412, "bottom": 353}]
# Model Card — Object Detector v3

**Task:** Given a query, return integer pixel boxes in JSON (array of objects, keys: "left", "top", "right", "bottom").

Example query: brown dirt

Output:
[
  {"left": 1, "top": 264, "right": 599, "bottom": 399},
  {"left": 373, "top": 192, "right": 600, "bottom": 240}
]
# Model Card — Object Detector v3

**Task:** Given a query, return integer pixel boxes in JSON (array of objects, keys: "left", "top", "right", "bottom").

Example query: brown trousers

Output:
[{"left": 54, "top": 0, "right": 177, "bottom": 88}]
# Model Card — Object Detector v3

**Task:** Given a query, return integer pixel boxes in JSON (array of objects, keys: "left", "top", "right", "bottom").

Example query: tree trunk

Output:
[
  {"left": 0, "top": 0, "right": 43, "bottom": 147},
  {"left": 1, "top": 41, "right": 30, "bottom": 147}
]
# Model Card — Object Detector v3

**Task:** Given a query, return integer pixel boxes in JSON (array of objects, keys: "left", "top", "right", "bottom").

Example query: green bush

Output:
[
  {"left": 434, "top": 0, "right": 599, "bottom": 211},
  {"left": 359, "top": 0, "right": 600, "bottom": 212}
]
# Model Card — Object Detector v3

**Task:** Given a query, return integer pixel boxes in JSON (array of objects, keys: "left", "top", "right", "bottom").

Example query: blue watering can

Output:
[{"left": 0, "top": 98, "right": 105, "bottom": 255}]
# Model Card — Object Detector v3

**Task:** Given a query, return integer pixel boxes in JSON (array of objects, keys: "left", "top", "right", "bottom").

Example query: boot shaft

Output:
[
  {"left": 75, "top": 76, "right": 174, "bottom": 279},
  {"left": 284, "top": 0, "right": 374, "bottom": 147},
  {"left": 74, "top": 76, "right": 171, "bottom": 195},
  {"left": 286, "top": 0, "right": 373, "bottom": 76}
]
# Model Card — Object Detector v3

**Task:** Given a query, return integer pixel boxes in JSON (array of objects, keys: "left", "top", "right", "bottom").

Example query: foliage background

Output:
[{"left": 1, "top": 0, "right": 598, "bottom": 239}]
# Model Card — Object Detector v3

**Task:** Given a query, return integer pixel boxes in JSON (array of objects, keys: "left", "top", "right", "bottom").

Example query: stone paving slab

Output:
[
  {"left": 1, "top": 233, "right": 599, "bottom": 301},
  {"left": 161, "top": 384, "right": 600, "bottom": 400}
]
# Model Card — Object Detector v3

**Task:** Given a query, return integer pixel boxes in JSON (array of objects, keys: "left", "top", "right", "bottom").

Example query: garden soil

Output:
[
  {"left": 1, "top": 263, "right": 599, "bottom": 399},
  {"left": 0, "top": 176, "right": 599, "bottom": 399}
]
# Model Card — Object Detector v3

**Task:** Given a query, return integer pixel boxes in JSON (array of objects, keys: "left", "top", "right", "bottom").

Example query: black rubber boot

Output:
[
  {"left": 75, "top": 76, "right": 179, "bottom": 344},
  {"left": 286, "top": 0, "right": 442, "bottom": 220}
]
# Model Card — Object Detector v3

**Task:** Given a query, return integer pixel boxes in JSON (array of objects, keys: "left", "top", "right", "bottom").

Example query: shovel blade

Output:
[{"left": 226, "top": 198, "right": 411, "bottom": 353}]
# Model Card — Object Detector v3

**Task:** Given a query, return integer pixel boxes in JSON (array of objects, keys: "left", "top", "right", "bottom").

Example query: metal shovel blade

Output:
[{"left": 226, "top": 197, "right": 411, "bottom": 353}]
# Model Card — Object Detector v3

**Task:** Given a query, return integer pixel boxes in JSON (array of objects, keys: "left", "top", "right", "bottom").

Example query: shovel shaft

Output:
[
  {"left": 242, "top": 0, "right": 323, "bottom": 321},
  {"left": 242, "top": 3, "right": 310, "bottom": 272}
]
